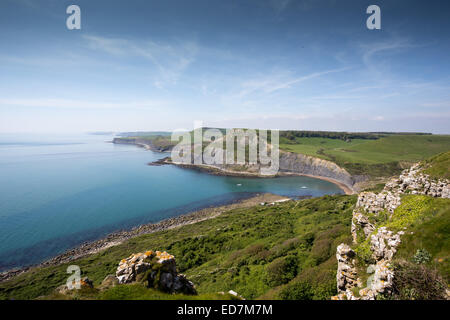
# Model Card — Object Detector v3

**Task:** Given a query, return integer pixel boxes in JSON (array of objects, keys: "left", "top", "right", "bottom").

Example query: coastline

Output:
[
  {"left": 0, "top": 193, "right": 288, "bottom": 283},
  {"left": 153, "top": 158, "right": 354, "bottom": 195},
  {"left": 113, "top": 137, "right": 355, "bottom": 195}
]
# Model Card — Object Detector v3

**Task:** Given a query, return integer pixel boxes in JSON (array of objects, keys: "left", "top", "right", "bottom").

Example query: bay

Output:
[{"left": 0, "top": 133, "right": 342, "bottom": 271}]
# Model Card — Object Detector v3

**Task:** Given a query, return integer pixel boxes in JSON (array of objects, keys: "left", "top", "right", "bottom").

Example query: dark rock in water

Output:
[{"left": 148, "top": 157, "right": 171, "bottom": 166}]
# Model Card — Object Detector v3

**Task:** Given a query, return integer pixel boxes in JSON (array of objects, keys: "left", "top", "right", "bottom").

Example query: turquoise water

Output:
[{"left": 0, "top": 133, "right": 342, "bottom": 271}]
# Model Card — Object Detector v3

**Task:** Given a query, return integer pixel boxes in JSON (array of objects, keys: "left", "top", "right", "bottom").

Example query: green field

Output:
[{"left": 280, "top": 134, "right": 450, "bottom": 176}]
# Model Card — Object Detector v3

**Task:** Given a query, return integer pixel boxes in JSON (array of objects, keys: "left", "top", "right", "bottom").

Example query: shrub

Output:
[
  {"left": 392, "top": 260, "right": 447, "bottom": 300},
  {"left": 412, "top": 249, "right": 431, "bottom": 265},
  {"left": 265, "top": 255, "right": 298, "bottom": 286},
  {"left": 278, "top": 281, "right": 314, "bottom": 300},
  {"left": 311, "top": 238, "right": 332, "bottom": 264}
]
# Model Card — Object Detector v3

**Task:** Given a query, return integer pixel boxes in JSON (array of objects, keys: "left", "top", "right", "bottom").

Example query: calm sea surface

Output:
[{"left": 0, "top": 133, "right": 342, "bottom": 271}]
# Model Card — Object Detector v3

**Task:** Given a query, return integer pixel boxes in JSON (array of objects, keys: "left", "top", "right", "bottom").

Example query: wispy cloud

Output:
[
  {"left": 237, "top": 67, "right": 350, "bottom": 97},
  {"left": 83, "top": 35, "right": 198, "bottom": 88}
]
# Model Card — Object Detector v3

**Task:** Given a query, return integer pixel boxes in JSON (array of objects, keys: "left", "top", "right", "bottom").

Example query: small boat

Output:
[
  {"left": 236, "top": 183, "right": 242, "bottom": 186},
  {"left": 301, "top": 186, "right": 308, "bottom": 189}
]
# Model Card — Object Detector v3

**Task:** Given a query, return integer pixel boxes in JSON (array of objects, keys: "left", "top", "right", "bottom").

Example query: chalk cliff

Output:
[{"left": 278, "top": 151, "right": 356, "bottom": 191}]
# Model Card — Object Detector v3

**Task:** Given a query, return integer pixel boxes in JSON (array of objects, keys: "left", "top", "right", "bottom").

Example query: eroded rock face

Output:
[
  {"left": 356, "top": 191, "right": 401, "bottom": 215},
  {"left": 370, "top": 227, "right": 404, "bottom": 261},
  {"left": 385, "top": 164, "right": 449, "bottom": 198},
  {"left": 371, "top": 260, "right": 395, "bottom": 295},
  {"left": 351, "top": 211, "right": 375, "bottom": 243},
  {"left": 116, "top": 250, "right": 196, "bottom": 294},
  {"left": 279, "top": 152, "right": 354, "bottom": 190},
  {"left": 336, "top": 244, "right": 358, "bottom": 293},
  {"left": 333, "top": 162, "right": 449, "bottom": 300}
]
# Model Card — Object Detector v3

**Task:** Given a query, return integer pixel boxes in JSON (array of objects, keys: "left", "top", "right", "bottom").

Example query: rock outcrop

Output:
[
  {"left": 385, "top": 163, "right": 449, "bottom": 198},
  {"left": 355, "top": 191, "right": 401, "bottom": 214},
  {"left": 56, "top": 276, "right": 94, "bottom": 295},
  {"left": 336, "top": 244, "right": 358, "bottom": 294},
  {"left": 115, "top": 250, "right": 196, "bottom": 294},
  {"left": 334, "top": 162, "right": 450, "bottom": 300}
]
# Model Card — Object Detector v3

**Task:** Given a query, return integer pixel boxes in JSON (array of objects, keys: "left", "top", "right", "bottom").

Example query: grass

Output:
[
  {"left": 382, "top": 195, "right": 449, "bottom": 232},
  {"left": 280, "top": 137, "right": 369, "bottom": 158},
  {"left": 394, "top": 197, "right": 450, "bottom": 283},
  {"left": 0, "top": 195, "right": 356, "bottom": 300},
  {"left": 40, "top": 283, "right": 238, "bottom": 300},
  {"left": 280, "top": 134, "right": 450, "bottom": 177},
  {"left": 390, "top": 196, "right": 450, "bottom": 300},
  {"left": 421, "top": 151, "right": 450, "bottom": 180}
]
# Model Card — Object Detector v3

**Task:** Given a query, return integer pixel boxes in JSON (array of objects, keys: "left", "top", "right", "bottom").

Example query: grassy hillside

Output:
[
  {"left": 0, "top": 195, "right": 356, "bottom": 300},
  {"left": 421, "top": 151, "right": 450, "bottom": 180},
  {"left": 280, "top": 134, "right": 450, "bottom": 176}
]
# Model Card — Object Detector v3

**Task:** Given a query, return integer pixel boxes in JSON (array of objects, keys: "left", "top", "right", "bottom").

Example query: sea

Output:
[{"left": 0, "top": 133, "right": 342, "bottom": 271}]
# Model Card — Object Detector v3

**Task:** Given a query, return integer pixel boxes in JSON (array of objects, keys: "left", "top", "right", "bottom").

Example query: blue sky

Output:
[{"left": 0, "top": 0, "right": 449, "bottom": 133}]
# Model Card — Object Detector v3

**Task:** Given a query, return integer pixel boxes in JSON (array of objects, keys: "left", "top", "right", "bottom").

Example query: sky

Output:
[{"left": 0, "top": 0, "right": 449, "bottom": 133}]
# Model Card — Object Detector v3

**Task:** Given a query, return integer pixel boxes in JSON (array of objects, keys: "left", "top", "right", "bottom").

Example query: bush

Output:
[
  {"left": 265, "top": 255, "right": 298, "bottom": 286},
  {"left": 412, "top": 249, "right": 431, "bottom": 265},
  {"left": 279, "top": 281, "right": 314, "bottom": 300},
  {"left": 392, "top": 260, "right": 447, "bottom": 300}
]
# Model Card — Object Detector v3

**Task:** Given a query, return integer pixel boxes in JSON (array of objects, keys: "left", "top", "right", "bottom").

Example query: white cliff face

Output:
[
  {"left": 334, "top": 163, "right": 450, "bottom": 300},
  {"left": 279, "top": 152, "right": 355, "bottom": 190}
]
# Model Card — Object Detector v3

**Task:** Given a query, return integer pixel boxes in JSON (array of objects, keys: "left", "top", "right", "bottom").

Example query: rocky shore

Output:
[{"left": 0, "top": 193, "right": 287, "bottom": 283}]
